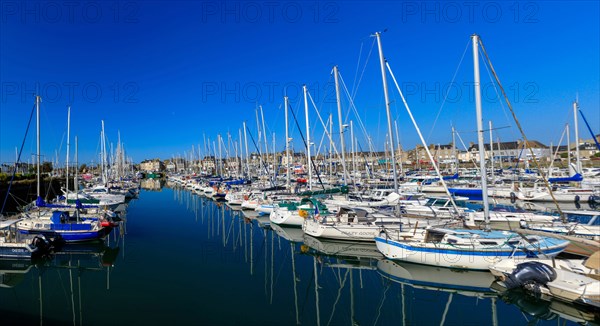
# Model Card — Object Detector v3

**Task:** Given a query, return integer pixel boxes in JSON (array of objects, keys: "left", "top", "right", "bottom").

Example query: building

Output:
[{"left": 140, "top": 159, "right": 164, "bottom": 172}]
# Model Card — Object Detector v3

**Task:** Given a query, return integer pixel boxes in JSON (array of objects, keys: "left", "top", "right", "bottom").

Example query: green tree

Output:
[{"left": 42, "top": 161, "right": 53, "bottom": 173}]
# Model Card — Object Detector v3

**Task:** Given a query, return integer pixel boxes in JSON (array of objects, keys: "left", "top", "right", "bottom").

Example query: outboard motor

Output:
[{"left": 503, "top": 262, "right": 557, "bottom": 290}]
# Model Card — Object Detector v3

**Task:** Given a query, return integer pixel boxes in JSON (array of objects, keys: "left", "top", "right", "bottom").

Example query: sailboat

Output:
[
  {"left": 374, "top": 34, "right": 570, "bottom": 270},
  {"left": 16, "top": 102, "right": 115, "bottom": 243}
]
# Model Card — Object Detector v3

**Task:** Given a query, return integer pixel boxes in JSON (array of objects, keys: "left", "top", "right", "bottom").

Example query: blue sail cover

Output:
[{"left": 548, "top": 173, "right": 583, "bottom": 183}]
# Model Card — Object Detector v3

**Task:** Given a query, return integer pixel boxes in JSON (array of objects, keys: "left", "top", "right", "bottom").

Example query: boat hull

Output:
[{"left": 374, "top": 234, "right": 568, "bottom": 271}]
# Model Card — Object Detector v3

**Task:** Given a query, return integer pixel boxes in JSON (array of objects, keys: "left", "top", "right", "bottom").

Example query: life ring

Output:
[
  {"left": 510, "top": 192, "right": 517, "bottom": 204},
  {"left": 298, "top": 209, "right": 308, "bottom": 218}
]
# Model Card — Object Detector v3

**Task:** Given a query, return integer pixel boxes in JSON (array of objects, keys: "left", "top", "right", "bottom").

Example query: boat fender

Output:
[
  {"left": 503, "top": 262, "right": 557, "bottom": 290},
  {"left": 574, "top": 195, "right": 580, "bottom": 204},
  {"left": 518, "top": 219, "right": 528, "bottom": 229},
  {"left": 510, "top": 192, "right": 517, "bottom": 204}
]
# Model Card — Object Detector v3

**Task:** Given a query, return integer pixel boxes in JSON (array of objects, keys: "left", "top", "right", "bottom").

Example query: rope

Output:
[
  {"left": 1, "top": 102, "right": 36, "bottom": 215},
  {"left": 477, "top": 37, "right": 564, "bottom": 220},
  {"left": 427, "top": 39, "right": 471, "bottom": 142}
]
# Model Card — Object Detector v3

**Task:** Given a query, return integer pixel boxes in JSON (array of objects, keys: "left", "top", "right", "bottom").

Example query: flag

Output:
[{"left": 314, "top": 204, "right": 320, "bottom": 220}]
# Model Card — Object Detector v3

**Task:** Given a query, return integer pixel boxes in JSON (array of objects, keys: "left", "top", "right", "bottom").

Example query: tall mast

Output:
[
  {"left": 375, "top": 32, "right": 398, "bottom": 193},
  {"left": 566, "top": 124, "right": 571, "bottom": 171},
  {"left": 303, "top": 85, "right": 312, "bottom": 190},
  {"left": 243, "top": 121, "right": 250, "bottom": 176},
  {"left": 333, "top": 66, "right": 348, "bottom": 185},
  {"left": 395, "top": 119, "right": 403, "bottom": 176},
  {"left": 75, "top": 136, "right": 79, "bottom": 221},
  {"left": 66, "top": 106, "right": 71, "bottom": 197},
  {"left": 329, "top": 114, "right": 333, "bottom": 178},
  {"left": 260, "top": 105, "right": 269, "bottom": 174},
  {"left": 101, "top": 120, "right": 107, "bottom": 185},
  {"left": 573, "top": 101, "right": 582, "bottom": 174},
  {"left": 36, "top": 95, "right": 41, "bottom": 201},
  {"left": 238, "top": 128, "right": 243, "bottom": 177},
  {"left": 452, "top": 126, "right": 458, "bottom": 174},
  {"left": 218, "top": 134, "right": 223, "bottom": 176},
  {"left": 284, "top": 96, "right": 291, "bottom": 189},
  {"left": 472, "top": 34, "right": 490, "bottom": 229},
  {"left": 350, "top": 120, "right": 358, "bottom": 181},
  {"left": 489, "top": 120, "right": 494, "bottom": 178}
]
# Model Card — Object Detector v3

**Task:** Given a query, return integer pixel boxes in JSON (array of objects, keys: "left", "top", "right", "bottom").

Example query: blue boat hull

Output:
[
  {"left": 19, "top": 227, "right": 112, "bottom": 243},
  {"left": 0, "top": 246, "right": 34, "bottom": 259},
  {"left": 448, "top": 188, "right": 483, "bottom": 200}
]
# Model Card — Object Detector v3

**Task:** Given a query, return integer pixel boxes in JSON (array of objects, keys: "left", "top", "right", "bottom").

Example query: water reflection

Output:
[
  {"left": 140, "top": 178, "right": 165, "bottom": 191},
  {"left": 151, "top": 184, "right": 600, "bottom": 325}
]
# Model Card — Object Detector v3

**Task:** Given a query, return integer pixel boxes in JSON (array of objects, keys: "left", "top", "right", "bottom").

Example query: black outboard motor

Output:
[{"left": 503, "top": 262, "right": 557, "bottom": 290}]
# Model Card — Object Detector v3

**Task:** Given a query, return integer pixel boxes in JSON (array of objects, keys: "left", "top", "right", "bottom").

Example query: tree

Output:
[
  {"left": 41, "top": 161, "right": 53, "bottom": 173},
  {"left": 79, "top": 164, "right": 87, "bottom": 173}
]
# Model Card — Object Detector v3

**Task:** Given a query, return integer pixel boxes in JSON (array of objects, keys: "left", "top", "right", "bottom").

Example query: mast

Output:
[
  {"left": 284, "top": 96, "right": 291, "bottom": 189},
  {"left": 36, "top": 95, "right": 41, "bottom": 202},
  {"left": 243, "top": 121, "right": 250, "bottom": 176},
  {"left": 350, "top": 120, "right": 358, "bottom": 181},
  {"left": 395, "top": 119, "right": 403, "bottom": 176},
  {"left": 329, "top": 114, "right": 333, "bottom": 178},
  {"left": 101, "top": 120, "right": 107, "bottom": 185},
  {"left": 489, "top": 120, "right": 494, "bottom": 178},
  {"left": 75, "top": 136, "right": 79, "bottom": 222},
  {"left": 472, "top": 34, "right": 490, "bottom": 229},
  {"left": 238, "top": 128, "right": 243, "bottom": 177},
  {"left": 333, "top": 66, "right": 348, "bottom": 185},
  {"left": 218, "top": 134, "right": 223, "bottom": 176},
  {"left": 452, "top": 126, "right": 458, "bottom": 174},
  {"left": 66, "top": 106, "right": 71, "bottom": 198},
  {"left": 375, "top": 32, "right": 399, "bottom": 193},
  {"left": 303, "top": 85, "right": 312, "bottom": 190},
  {"left": 566, "top": 124, "right": 571, "bottom": 171},
  {"left": 260, "top": 105, "right": 269, "bottom": 174},
  {"left": 573, "top": 101, "right": 582, "bottom": 174}
]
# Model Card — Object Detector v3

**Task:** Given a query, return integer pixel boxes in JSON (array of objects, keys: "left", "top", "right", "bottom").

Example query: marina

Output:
[
  {"left": 2, "top": 184, "right": 598, "bottom": 325},
  {"left": 1, "top": 1, "right": 599, "bottom": 325}
]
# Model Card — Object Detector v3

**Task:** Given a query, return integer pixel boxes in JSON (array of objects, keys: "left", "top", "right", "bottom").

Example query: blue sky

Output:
[{"left": 1, "top": 1, "right": 598, "bottom": 165}]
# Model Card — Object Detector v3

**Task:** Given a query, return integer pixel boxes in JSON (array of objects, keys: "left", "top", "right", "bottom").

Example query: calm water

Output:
[{"left": 1, "top": 182, "right": 598, "bottom": 326}]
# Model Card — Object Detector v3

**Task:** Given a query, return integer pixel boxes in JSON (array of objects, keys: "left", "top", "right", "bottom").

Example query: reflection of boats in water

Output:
[
  {"left": 140, "top": 178, "right": 164, "bottom": 191},
  {"left": 302, "top": 234, "right": 383, "bottom": 260},
  {"left": 0, "top": 258, "right": 37, "bottom": 288},
  {"left": 0, "top": 240, "right": 121, "bottom": 325},
  {"left": 492, "top": 283, "right": 600, "bottom": 325},
  {"left": 377, "top": 259, "right": 496, "bottom": 297},
  {"left": 270, "top": 223, "right": 304, "bottom": 243},
  {"left": 55, "top": 242, "right": 120, "bottom": 267}
]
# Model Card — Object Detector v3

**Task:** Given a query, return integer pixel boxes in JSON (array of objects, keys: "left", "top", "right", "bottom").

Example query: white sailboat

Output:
[{"left": 374, "top": 34, "right": 570, "bottom": 270}]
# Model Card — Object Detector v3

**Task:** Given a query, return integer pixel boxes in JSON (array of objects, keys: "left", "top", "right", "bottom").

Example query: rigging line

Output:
[
  {"left": 351, "top": 41, "right": 364, "bottom": 97},
  {"left": 287, "top": 98, "right": 326, "bottom": 190},
  {"left": 339, "top": 73, "right": 377, "bottom": 153},
  {"left": 244, "top": 123, "right": 275, "bottom": 187},
  {"left": 1, "top": 102, "right": 36, "bottom": 215},
  {"left": 477, "top": 37, "right": 564, "bottom": 219},
  {"left": 480, "top": 47, "right": 519, "bottom": 142},
  {"left": 307, "top": 91, "right": 341, "bottom": 157},
  {"left": 427, "top": 39, "right": 471, "bottom": 143},
  {"left": 351, "top": 37, "right": 377, "bottom": 101}
]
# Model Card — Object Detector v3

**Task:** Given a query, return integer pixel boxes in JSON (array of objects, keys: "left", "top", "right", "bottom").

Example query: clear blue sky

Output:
[{"left": 1, "top": 1, "right": 598, "bottom": 165}]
